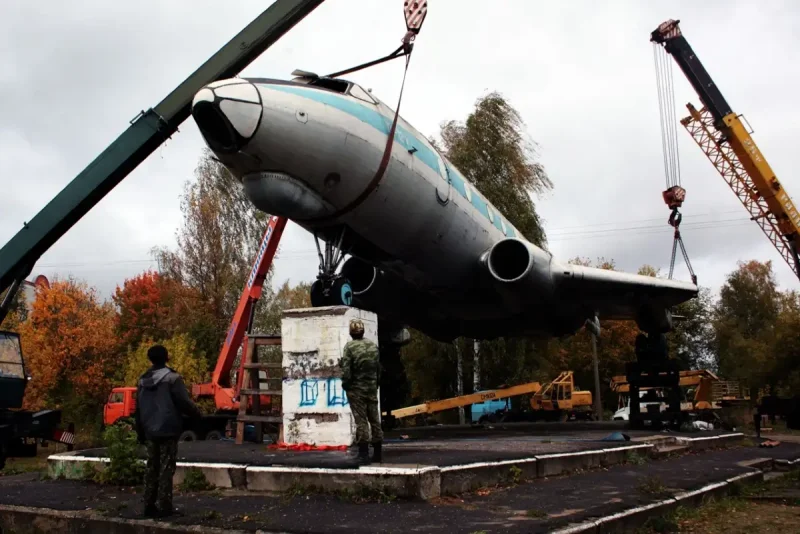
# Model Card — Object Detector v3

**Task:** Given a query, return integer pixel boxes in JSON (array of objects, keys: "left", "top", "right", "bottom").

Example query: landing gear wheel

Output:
[
  {"left": 309, "top": 277, "right": 353, "bottom": 307},
  {"left": 310, "top": 280, "right": 326, "bottom": 307},
  {"left": 332, "top": 277, "right": 353, "bottom": 306},
  {"left": 178, "top": 430, "right": 198, "bottom": 442}
]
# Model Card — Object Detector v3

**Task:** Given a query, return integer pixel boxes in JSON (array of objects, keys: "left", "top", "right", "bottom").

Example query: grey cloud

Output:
[{"left": 2, "top": 0, "right": 799, "bottom": 302}]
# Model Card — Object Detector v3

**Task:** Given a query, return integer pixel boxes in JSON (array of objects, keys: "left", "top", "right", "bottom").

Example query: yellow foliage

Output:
[{"left": 123, "top": 333, "right": 209, "bottom": 388}]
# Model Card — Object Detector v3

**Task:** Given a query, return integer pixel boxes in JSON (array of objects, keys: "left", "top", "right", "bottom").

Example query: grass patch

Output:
[
  {"left": 638, "top": 467, "right": 800, "bottom": 533},
  {"left": 285, "top": 482, "right": 397, "bottom": 504},
  {"left": 526, "top": 508, "right": 547, "bottom": 518},
  {"left": 626, "top": 450, "right": 648, "bottom": 465},
  {"left": 636, "top": 475, "right": 671, "bottom": 499},
  {"left": 179, "top": 468, "right": 214, "bottom": 492},
  {"left": 508, "top": 465, "right": 523, "bottom": 485},
  {"left": 0, "top": 456, "right": 48, "bottom": 476},
  {"left": 202, "top": 510, "right": 223, "bottom": 521}
]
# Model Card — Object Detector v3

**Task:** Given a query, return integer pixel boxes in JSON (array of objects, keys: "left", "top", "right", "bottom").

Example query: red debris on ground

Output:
[{"left": 267, "top": 442, "right": 349, "bottom": 452}]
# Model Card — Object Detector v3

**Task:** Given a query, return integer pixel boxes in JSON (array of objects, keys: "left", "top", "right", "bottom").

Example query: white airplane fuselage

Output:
[{"left": 192, "top": 76, "right": 698, "bottom": 341}]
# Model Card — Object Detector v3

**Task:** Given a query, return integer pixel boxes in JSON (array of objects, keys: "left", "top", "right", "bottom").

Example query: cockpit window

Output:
[
  {"left": 349, "top": 84, "right": 376, "bottom": 104},
  {"left": 308, "top": 77, "right": 349, "bottom": 94}
]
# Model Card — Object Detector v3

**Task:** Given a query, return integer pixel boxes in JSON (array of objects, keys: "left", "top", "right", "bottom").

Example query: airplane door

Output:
[{"left": 435, "top": 153, "right": 450, "bottom": 204}]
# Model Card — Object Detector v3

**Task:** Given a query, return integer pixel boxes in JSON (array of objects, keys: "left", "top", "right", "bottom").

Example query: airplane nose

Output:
[{"left": 191, "top": 79, "right": 262, "bottom": 154}]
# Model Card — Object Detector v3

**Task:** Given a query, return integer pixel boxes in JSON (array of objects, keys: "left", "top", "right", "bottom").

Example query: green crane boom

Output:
[{"left": 0, "top": 0, "right": 325, "bottom": 322}]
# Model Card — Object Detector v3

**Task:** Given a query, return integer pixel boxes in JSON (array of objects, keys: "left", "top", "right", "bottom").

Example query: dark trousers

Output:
[
  {"left": 348, "top": 394, "right": 384, "bottom": 445},
  {"left": 144, "top": 438, "right": 178, "bottom": 512}
]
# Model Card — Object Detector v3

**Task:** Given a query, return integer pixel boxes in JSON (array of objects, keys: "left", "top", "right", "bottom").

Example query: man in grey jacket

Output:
[{"left": 135, "top": 345, "right": 202, "bottom": 518}]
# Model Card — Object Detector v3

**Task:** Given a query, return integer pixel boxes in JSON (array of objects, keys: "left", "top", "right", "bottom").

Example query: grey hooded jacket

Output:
[{"left": 135, "top": 365, "right": 202, "bottom": 440}]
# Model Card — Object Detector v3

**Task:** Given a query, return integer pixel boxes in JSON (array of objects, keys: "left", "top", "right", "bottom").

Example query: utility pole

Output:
[
  {"left": 473, "top": 339, "right": 481, "bottom": 391},
  {"left": 586, "top": 315, "right": 603, "bottom": 421},
  {"left": 455, "top": 340, "right": 465, "bottom": 425}
]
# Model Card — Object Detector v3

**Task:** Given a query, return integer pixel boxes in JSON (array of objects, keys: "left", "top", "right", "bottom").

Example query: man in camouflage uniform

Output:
[
  {"left": 340, "top": 318, "right": 383, "bottom": 464},
  {"left": 135, "top": 345, "right": 202, "bottom": 517}
]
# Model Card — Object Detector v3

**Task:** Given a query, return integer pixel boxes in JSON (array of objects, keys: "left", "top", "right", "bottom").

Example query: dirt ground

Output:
[{"left": 639, "top": 470, "right": 800, "bottom": 533}]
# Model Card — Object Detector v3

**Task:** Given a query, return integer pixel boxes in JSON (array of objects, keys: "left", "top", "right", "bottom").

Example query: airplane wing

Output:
[{"left": 554, "top": 264, "right": 698, "bottom": 326}]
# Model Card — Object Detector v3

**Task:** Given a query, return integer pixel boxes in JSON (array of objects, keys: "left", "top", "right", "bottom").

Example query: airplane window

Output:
[
  {"left": 487, "top": 204, "right": 495, "bottom": 223},
  {"left": 349, "top": 85, "right": 376, "bottom": 104},
  {"left": 309, "top": 78, "right": 349, "bottom": 94}
]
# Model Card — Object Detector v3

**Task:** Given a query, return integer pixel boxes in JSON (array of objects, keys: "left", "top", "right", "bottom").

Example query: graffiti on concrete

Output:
[
  {"left": 296, "top": 378, "right": 348, "bottom": 408},
  {"left": 326, "top": 378, "right": 348, "bottom": 407},
  {"left": 299, "top": 379, "right": 319, "bottom": 407}
]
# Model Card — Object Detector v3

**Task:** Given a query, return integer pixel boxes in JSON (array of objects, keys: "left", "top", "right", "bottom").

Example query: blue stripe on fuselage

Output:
[
  {"left": 265, "top": 84, "right": 441, "bottom": 175},
  {"left": 263, "top": 83, "right": 522, "bottom": 239}
]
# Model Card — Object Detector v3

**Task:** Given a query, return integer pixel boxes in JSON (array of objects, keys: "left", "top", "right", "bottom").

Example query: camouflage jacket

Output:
[{"left": 339, "top": 339, "right": 380, "bottom": 401}]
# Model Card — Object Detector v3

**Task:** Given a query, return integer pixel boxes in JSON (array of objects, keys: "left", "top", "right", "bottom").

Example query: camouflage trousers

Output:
[
  {"left": 144, "top": 438, "right": 178, "bottom": 512},
  {"left": 348, "top": 394, "right": 383, "bottom": 445}
]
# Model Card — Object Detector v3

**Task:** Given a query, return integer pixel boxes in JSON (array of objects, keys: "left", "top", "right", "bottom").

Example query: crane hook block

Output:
[
  {"left": 404, "top": 1, "right": 428, "bottom": 33},
  {"left": 663, "top": 185, "right": 686, "bottom": 210},
  {"left": 403, "top": 0, "right": 428, "bottom": 49}
]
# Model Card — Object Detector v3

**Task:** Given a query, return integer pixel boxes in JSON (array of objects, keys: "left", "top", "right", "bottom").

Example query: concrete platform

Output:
[
  {"left": 7, "top": 439, "right": 798, "bottom": 533},
  {"left": 47, "top": 429, "right": 745, "bottom": 499}
]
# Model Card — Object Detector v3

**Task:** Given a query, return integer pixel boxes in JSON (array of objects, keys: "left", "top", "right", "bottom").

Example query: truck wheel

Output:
[
  {"left": 179, "top": 430, "right": 198, "bottom": 442},
  {"left": 204, "top": 430, "right": 223, "bottom": 441}
]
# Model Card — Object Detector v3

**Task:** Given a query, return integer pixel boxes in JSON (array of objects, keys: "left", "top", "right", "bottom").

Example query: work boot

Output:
[
  {"left": 357, "top": 442, "right": 371, "bottom": 465},
  {"left": 371, "top": 441, "right": 383, "bottom": 463}
]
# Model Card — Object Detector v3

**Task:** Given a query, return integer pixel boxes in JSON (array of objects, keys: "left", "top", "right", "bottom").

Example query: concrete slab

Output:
[
  {"left": 48, "top": 431, "right": 744, "bottom": 499},
  {"left": 14, "top": 441, "right": 800, "bottom": 533}
]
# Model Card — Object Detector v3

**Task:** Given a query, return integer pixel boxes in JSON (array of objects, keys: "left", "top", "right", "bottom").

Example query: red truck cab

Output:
[{"left": 104, "top": 387, "right": 137, "bottom": 426}]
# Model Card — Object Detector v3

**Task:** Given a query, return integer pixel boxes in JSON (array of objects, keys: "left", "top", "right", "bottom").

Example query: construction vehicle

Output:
[
  {"left": 386, "top": 382, "right": 543, "bottom": 423},
  {"left": 103, "top": 216, "right": 287, "bottom": 441},
  {"left": 0, "top": 331, "right": 75, "bottom": 470},
  {"left": 652, "top": 19, "right": 800, "bottom": 282},
  {"left": 610, "top": 369, "right": 720, "bottom": 421},
  {"left": 387, "top": 371, "right": 593, "bottom": 425},
  {"left": 529, "top": 371, "right": 594, "bottom": 422}
]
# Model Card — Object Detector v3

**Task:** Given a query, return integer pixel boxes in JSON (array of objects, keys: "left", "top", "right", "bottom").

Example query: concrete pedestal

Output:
[{"left": 281, "top": 306, "right": 379, "bottom": 446}]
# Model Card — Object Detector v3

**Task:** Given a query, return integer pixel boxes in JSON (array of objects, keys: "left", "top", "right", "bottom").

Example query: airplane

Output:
[{"left": 190, "top": 72, "right": 699, "bottom": 345}]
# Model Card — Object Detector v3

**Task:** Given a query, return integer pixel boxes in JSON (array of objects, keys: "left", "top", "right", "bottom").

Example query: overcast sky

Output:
[{"left": 2, "top": 0, "right": 800, "bottom": 303}]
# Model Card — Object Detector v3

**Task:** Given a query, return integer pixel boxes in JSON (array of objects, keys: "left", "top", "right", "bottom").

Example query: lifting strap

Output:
[
  {"left": 300, "top": 1, "right": 428, "bottom": 224},
  {"left": 654, "top": 38, "right": 697, "bottom": 285},
  {"left": 668, "top": 211, "right": 697, "bottom": 285}
]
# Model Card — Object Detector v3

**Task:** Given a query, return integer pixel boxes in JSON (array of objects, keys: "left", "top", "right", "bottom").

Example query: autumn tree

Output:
[
  {"left": 155, "top": 151, "right": 275, "bottom": 366},
  {"left": 256, "top": 280, "right": 313, "bottom": 334},
  {"left": 113, "top": 270, "right": 192, "bottom": 350},
  {"left": 17, "top": 278, "right": 120, "bottom": 421},
  {"left": 712, "top": 260, "right": 780, "bottom": 392},
  {"left": 438, "top": 91, "right": 553, "bottom": 246},
  {"left": 0, "top": 285, "right": 29, "bottom": 333},
  {"left": 122, "top": 333, "right": 208, "bottom": 388},
  {"left": 770, "top": 290, "right": 800, "bottom": 394}
]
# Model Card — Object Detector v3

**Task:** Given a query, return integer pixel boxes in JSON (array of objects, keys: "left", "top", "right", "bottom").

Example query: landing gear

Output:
[
  {"left": 627, "top": 332, "right": 685, "bottom": 431},
  {"left": 310, "top": 228, "right": 353, "bottom": 307}
]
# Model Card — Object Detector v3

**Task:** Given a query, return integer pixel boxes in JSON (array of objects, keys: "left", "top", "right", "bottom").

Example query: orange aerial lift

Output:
[
  {"left": 610, "top": 369, "right": 720, "bottom": 413},
  {"left": 104, "top": 216, "right": 287, "bottom": 440},
  {"left": 652, "top": 19, "right": 800, "bottom": 281}
]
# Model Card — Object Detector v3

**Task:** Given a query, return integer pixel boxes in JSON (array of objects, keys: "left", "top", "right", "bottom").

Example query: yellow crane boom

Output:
[
  {"left": 384, "top": 382, "right": 542, "bottom": 419},
  {"left": 651, "top": 19, "right": 800, "bottom": 280}
]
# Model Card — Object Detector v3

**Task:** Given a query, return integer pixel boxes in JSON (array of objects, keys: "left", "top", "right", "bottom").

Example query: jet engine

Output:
[{"left": 482, "top": 237, "right": 555, "bottom": 308}]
